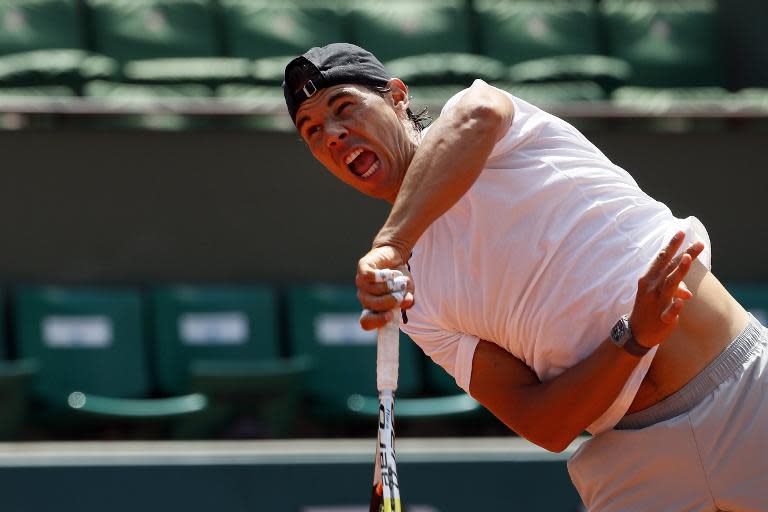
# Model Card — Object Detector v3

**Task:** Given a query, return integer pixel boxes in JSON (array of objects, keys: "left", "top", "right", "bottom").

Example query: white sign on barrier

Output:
[
  {"left": 42, "top": 316, "right": 113, "bottom": 348},
  {"left": 178, "top": 312, "right": 249, "bottom": 345},
  {"left": 314, "top": 313, "right": 377, "bottom": 345}
]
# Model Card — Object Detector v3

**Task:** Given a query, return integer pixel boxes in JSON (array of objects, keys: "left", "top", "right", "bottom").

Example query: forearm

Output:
[
  {"left": 374, "top": 82, "right": 512, "bottom": 260},
  {"left": 528, "top": 338, "right": 642, "bottom": 449},
  {"left": 470, "top": 337, "right": 643, "bottom": 452}
]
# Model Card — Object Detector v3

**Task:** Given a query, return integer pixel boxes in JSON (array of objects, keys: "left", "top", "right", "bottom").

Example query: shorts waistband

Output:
[{"left": 615, "top": 313, "right": 765, "bottom": 430}]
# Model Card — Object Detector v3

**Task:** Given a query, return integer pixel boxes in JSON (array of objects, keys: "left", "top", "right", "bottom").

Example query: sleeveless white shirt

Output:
[{"left": 401, "top": 82, "right": 711, "bottom": 434}]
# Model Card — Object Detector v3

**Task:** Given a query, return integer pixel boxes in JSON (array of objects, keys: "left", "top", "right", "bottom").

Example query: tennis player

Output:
[{"left": 283, "top": 43, "right": 766, "bottom": 511}]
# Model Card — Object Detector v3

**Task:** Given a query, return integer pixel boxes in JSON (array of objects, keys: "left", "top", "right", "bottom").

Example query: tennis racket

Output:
[{"left": 369, "top": 270, "right": 406, "bottom": 512}]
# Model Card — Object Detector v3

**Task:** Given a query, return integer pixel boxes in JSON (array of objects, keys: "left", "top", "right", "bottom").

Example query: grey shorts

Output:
[{"left": 568, "top": 314, "right": 768, "bottom": 512}]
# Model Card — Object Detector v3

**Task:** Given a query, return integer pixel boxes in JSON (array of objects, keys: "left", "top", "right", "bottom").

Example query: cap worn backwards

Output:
[{"left": 283, "top": 43, "right": 391, "bottom": 123}]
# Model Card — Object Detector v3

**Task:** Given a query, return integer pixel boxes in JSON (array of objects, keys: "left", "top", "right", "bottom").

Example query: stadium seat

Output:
[
  {"left": 474, "top": 1, "right": 628, "bottom": 91},
  {"left": 474, "top": 0, "right": 603, "bottom": 65},
  {"left": 497, "top": 81, "right": 608, "bottom": 104},
  {"left": 216, "top": 83, "right": 295, "bottom": 131},
  {"left": 600, "top": 0, "right": 724, "bottom": 87},
  {"left": 507, "top": 55, "right": 630, "bottom": 92},
  {"left": 0, "top": 291, "right": 37, "bottom": 439},
  {"left": 348, "top": 0, "right": 473, "bottom": 62},
  {"left": 386, "top": 53, "right": 507, "bottom": 87},
  {"left": 287, "top": 284, "right": 480, "bottom": 420},
  {"left": 286, "top": 285, "right": 421, "bottom": 416},
  {"left": 219, "top": 0, "right": 347, "bottom": 60},
  {"left": 13, "top": 287, "right": 206, "bottom": 420},
  {"left": 727, "top": 283, "right": 768, "bottom": 326},
  {"left": 85, "top": 0, "right": 239, "bottom": 86},
  {"left": 612, "top": 86, "right": 733, "bottom": 112},
  {"left": 0, "top": 0, "right": 116, "bottom": 90},
  {"left": 82, "top": 80, "right": 214, "bottom": 130},
  {"left": 85, "top": 0, "right": 221, "bottom": 61},
  {"left": 347, "top": 0, "right": 507, "bottom": 91},
  {"left": 151, "top": 285, "right": 309, "bottom": 437}
]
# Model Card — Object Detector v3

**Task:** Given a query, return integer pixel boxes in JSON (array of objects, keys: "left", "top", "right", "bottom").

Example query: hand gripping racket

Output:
[{"left": 369, "top": 269, "right": 407, "bottom": 512}]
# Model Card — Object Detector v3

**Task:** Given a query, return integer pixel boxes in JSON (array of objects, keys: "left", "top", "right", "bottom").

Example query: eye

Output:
[
  {"left": 336, "top": 101, "right": 352, "bottom": 115},
  {"left": 305, "top": 124, "right": 321, "bottom": 138}
]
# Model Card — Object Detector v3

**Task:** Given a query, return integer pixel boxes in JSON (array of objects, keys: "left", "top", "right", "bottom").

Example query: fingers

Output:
[
  {"left": 644, "top": 231, "right": 685, "bottom": 282},
  {"left": 360, "top": 309, "right": 393, "bottom": 331},
  {"left": 663, "top": 241, "right": 705, "bottom": 277},
  {"left": 672, "top": 282, "right": 693, "bottom": 300},
  {"left": 660, "top": 297, "right": 685, "bottom": 324},
  {"left": 357, "top": 289, "right": 403, "bottom": 312},
  {"left": 660, "top": 241, "right": 706, "bottom": 297}
]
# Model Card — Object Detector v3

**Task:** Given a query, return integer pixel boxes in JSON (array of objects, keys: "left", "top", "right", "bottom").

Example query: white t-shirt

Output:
[{"left": 401, "top": 82, "right": 712, "bottom": 435}]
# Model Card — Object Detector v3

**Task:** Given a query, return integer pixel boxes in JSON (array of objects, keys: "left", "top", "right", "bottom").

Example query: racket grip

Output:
[{"left": 377, "top": 309, "right": 400, "bottom": 392}]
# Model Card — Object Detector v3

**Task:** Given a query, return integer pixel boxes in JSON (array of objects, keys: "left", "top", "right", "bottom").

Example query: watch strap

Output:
[{"left": 622, "top": 336, "right": 651, "bottom": 357}]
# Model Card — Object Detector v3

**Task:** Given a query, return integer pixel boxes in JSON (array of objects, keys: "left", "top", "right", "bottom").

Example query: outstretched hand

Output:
[
  {"left": 356, "top": 245, "right": 415, "bottom": 330},
  {"left": 630, "top": 231, "right": 705, "bottom": 348}
]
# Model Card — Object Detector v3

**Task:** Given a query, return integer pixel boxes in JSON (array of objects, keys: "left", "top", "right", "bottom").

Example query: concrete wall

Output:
[{"left": 0, "top": 126, "right": 765, "bottom": 285}]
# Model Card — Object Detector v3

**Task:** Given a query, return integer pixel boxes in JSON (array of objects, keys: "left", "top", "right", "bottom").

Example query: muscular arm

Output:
[
  {"left": 469, "top": 234, "right": 705, "bottom": 452},
  {"left": 373, "top": 80, "right": 514, "bottom": 261},
  {"left": 470, "top": 336, "right": 640, "bottom": 452}
]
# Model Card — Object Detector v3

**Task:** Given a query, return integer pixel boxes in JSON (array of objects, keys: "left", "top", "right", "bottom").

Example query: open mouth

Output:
[{"left": 345, "top": 148, "right": 381, "bottom": 179}]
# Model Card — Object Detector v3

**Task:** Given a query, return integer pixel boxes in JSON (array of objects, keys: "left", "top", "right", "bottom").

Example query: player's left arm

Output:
[{"left": 375, "top": 79, "right": 513, "bottom": 263}]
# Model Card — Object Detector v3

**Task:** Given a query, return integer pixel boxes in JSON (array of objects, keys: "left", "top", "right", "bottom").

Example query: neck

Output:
[{"left": 385, "top": 123, "right": 422, "bottom": 204}]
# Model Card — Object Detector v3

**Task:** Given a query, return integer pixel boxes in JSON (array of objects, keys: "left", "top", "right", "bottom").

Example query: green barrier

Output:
[{"left": 0, "top": 438, "right": 584, "bottom": 511}]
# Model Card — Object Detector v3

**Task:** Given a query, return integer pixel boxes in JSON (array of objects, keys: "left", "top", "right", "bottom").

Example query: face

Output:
[{"left": 295, "top": 80, "right": 417, "bottom": 203}]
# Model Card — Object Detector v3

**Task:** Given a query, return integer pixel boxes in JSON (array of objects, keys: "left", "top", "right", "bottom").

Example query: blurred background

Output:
[{"left": 0, "top": 0, "right": 766, "bottom": 510}]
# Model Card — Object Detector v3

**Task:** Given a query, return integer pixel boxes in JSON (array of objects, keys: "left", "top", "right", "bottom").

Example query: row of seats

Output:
[
  {"left": 0, "top": 0, "right": 744, "bottom": 112},
  {"left": 0, "top": 284, "right": 481, "bottom": 440},
  {"left": 1, "top": 282, "right": 767, "bottom": 440}
]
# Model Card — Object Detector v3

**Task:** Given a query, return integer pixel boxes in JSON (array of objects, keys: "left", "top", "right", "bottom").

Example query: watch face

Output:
[{"left": 611, "top": 320, "right": 626, "bottom": 342}]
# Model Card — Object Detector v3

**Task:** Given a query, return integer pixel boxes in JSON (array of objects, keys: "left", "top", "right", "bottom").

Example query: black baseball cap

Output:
[{"left": 283, "top": 43, "right": 391, "bottom": 123}]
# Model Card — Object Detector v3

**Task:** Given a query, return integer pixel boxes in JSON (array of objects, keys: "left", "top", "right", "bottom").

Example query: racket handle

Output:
[{"left": 377, "top": 310, "right": 400, "bottom": 392}]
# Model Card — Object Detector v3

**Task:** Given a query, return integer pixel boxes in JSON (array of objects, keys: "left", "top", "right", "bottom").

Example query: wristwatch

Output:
[{"left": 610, "top": 314, "right": 651, "bottom": 357}]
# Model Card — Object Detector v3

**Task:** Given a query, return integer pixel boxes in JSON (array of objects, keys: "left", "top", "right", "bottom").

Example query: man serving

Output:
[{"left": 283, "top": 43, "right": 766, "bottom": 511}]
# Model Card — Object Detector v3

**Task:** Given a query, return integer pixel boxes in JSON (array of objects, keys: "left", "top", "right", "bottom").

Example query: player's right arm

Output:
[{"left": 469, "top": 233, "right": 704, "bottom": 452}]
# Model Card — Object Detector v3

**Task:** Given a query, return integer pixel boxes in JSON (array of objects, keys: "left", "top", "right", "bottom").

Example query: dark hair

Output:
[{"left": 371, "top": 85, "right": 431, "bottom": 132}]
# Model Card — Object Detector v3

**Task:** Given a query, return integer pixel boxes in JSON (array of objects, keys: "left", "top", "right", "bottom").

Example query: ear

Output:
[{"left": 388, "top": 78, "right": 410, "bottom": 113}]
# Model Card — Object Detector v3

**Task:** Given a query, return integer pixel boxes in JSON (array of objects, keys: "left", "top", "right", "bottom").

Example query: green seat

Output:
[
  {"left": 407, "top": 84, "right": 466, "bottom": 109},
  {"left": 13, "top": 287, "right": 205, "bottom": 420},
  {"left": 122, "top": 57, "right": 251, "bottom": 86},
  {"left": 86, "top": 0, "right": 221, "bottom": 61},
  {"left": 0, "top": 1, "right": 117, "bottom": 89},
  {"left": 287, "top": 285, "right": 423, "bottom": 417},
  {"left": 727, "top": 284, "right": 768, "bottom": 326},
  {"left": 508, "top": 55, "right": 631, "bottom": 91},
  {"left": 216, "top": 83, "right": 295, "bottom": 131},
  {"left": 287, "top": 285, "right": 479, "bottom": 420},
  {"left": 475, "top": 0, "right": 602, "bottom": 65},
  {"left": 600, "top": 0, "right": 724, "bottom": 87},
  {"left": 348, "top": 0, "right": 472, "bottom": 62},
  {"left": 83, "top": 80, "right": 214, "bottom": 130},
  {"left": 385, "top": 53, "right": 507, "bottom": 87},
  {"left": 219, "top": 0, "right": 346, "bottom": 59},
  {"left": 0, "top": 0, "right": 83, "bottom": 55},
  {"left": 612, "top": 86, "right": 733, "bottom": 112},
  {"left": 85, "top": 0, "right": 233, "bottom": 85},
  {"left": 151, "top": 285, "right": 309, "bottom": 437},
  {"left": 495, "top": 81, "right": 608, "bottom": 104},
  {"left": 732, "top": 88, "right": 768, "bottom": 111}
]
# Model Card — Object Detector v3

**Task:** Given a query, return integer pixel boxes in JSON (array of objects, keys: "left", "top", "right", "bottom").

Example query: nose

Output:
[{"left": 325, "top": 122, "right": 348, "bottom": 148}]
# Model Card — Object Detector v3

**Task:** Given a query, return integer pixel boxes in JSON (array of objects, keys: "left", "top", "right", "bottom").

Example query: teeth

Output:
[
  {"left": 361, "top": 159, "right": 380, "bottom": 179},
  {"left": 345, "top": 148, "right": 364, "bottom": 165}
]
